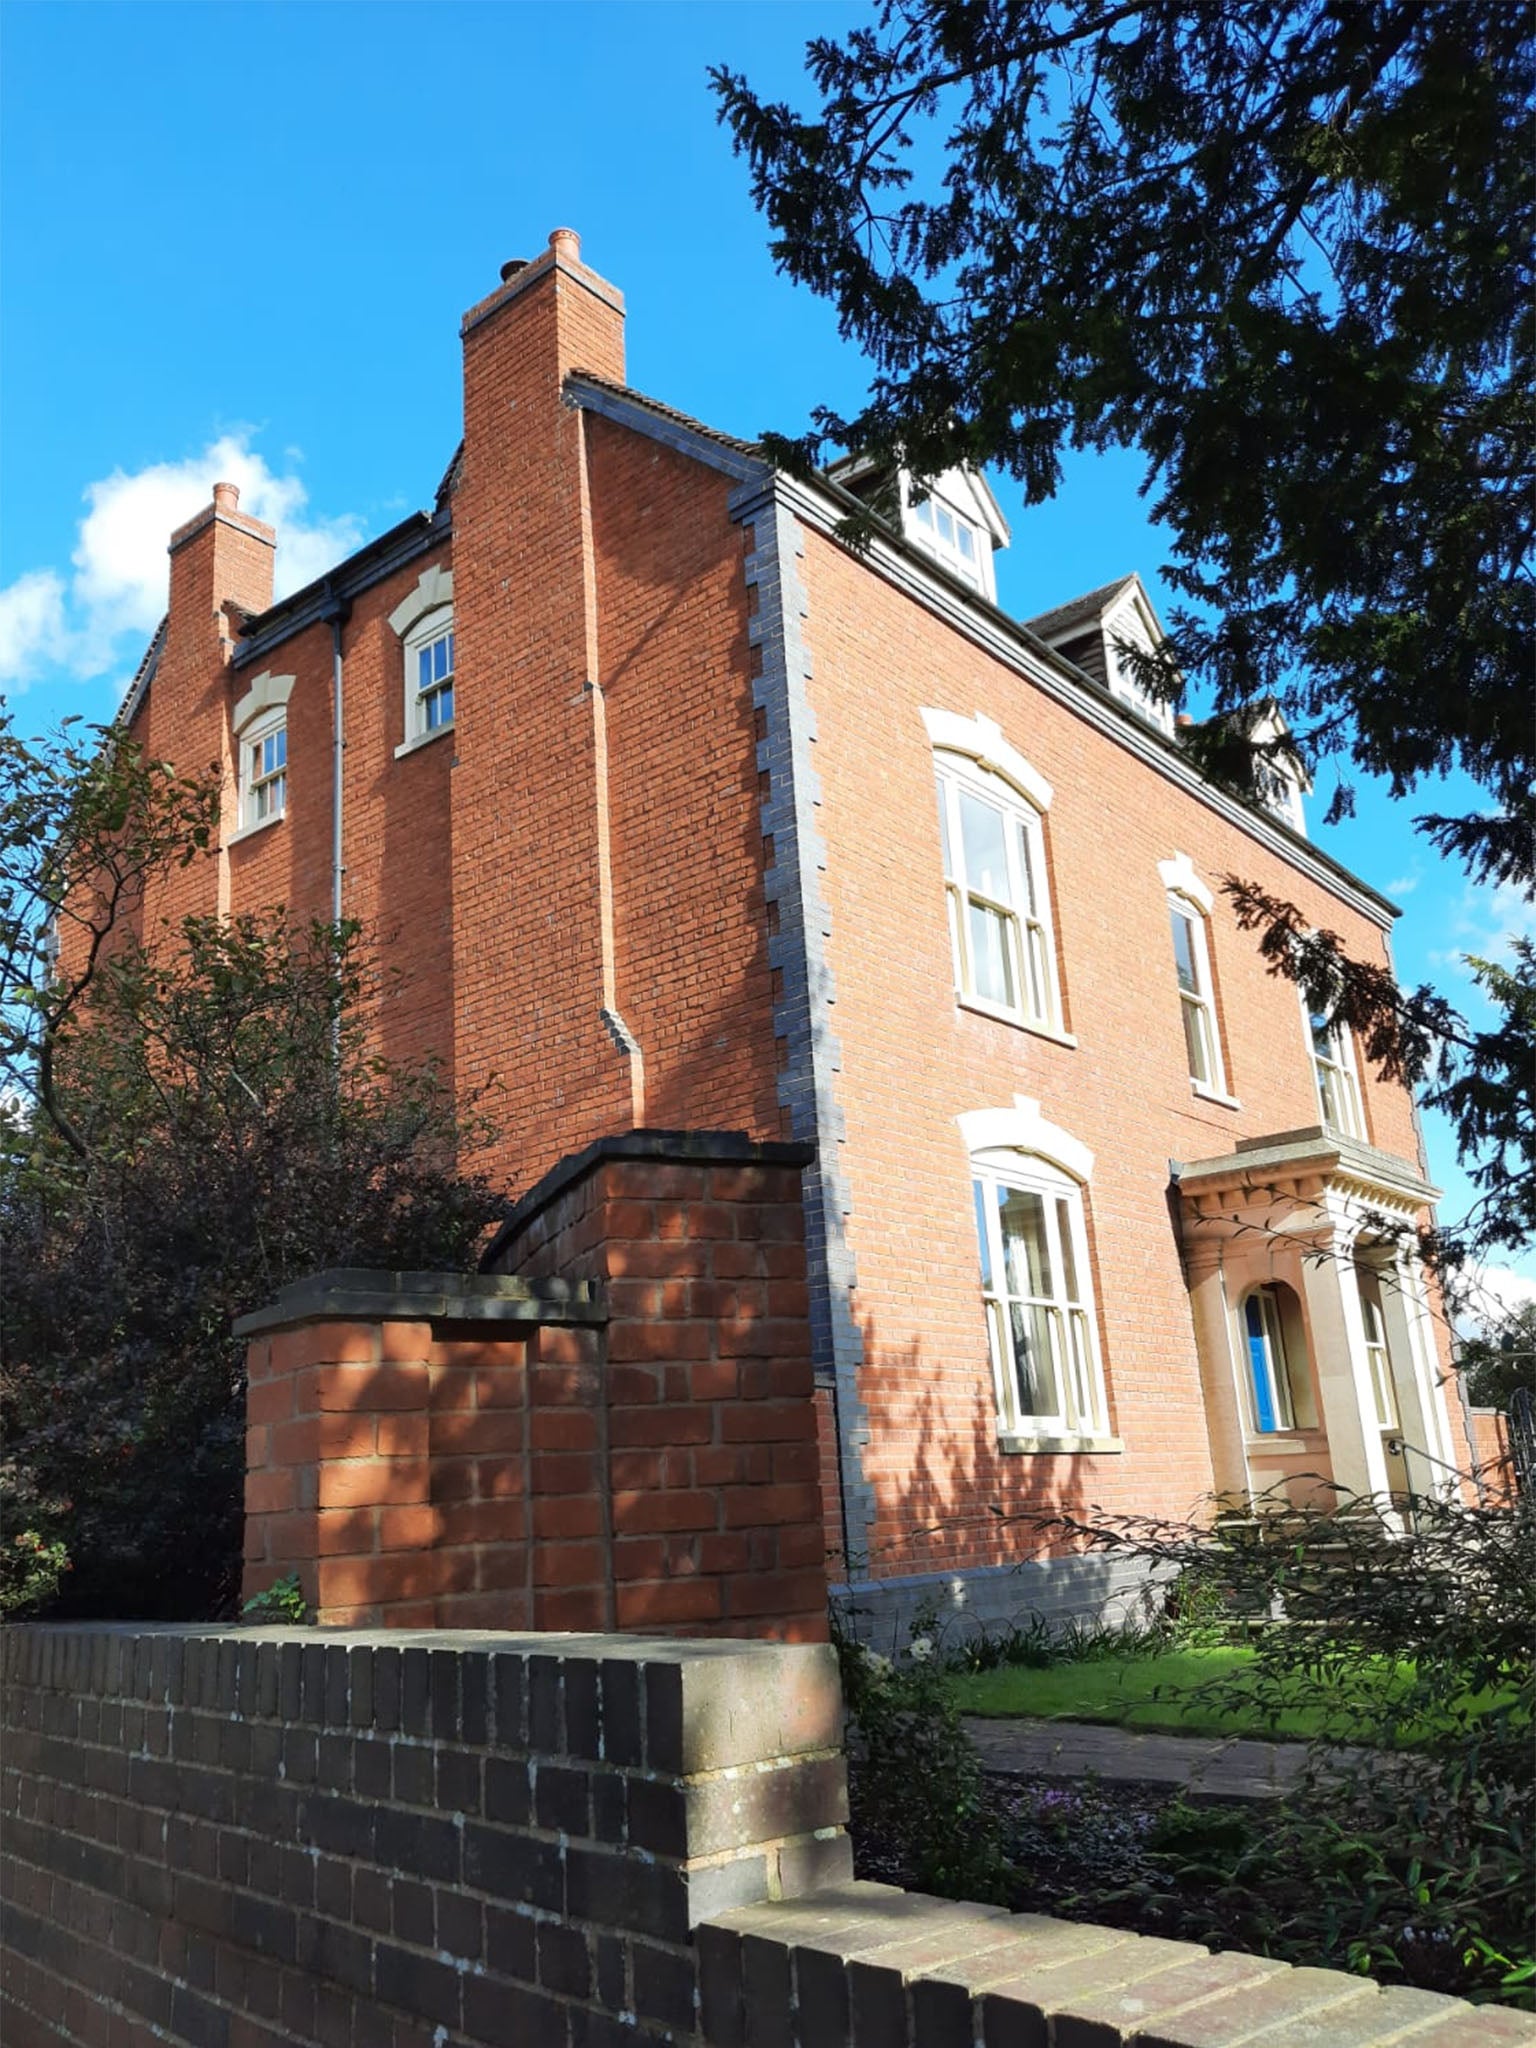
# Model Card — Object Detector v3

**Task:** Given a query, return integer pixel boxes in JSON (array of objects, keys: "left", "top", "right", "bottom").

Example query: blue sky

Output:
[{"left": 2, "top": 1, "right": 1528, "bottom": 1304}]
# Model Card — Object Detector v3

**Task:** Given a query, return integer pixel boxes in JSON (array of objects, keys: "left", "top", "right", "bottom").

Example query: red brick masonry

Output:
[{"left": 239, "top": 1132, "right": 828, "bottom": 1642}]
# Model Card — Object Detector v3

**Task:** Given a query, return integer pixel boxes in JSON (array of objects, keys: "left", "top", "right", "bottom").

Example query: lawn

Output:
[{"left": 947, "top": 1645, "right": 1509, "bottom": 1745}]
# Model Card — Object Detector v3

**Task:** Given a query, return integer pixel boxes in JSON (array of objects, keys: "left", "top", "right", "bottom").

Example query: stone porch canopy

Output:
[{"left": 1172, "top": 1126, "right": 1457, "bottom": 1510}]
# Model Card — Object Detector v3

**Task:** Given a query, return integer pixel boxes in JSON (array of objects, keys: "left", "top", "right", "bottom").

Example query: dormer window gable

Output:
[
  {"left": 1024, "top": 573, "right": 1178, "bottom": 737},
  {"left": 828, "top": 454, "right": 1010, "bottom": 605}
]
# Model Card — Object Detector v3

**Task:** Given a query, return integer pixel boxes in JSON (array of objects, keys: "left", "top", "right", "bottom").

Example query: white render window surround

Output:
[
  {"left": 924, "top": 712, "right": 1066, "bottom": 1039},
  {"left": 229, "top": 669, "right": 294, "bottom": 840},
  {"left": 389, "top": 564, "right": 455, "bottom": 754}
]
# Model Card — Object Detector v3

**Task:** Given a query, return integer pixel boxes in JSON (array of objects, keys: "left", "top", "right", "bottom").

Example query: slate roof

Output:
[
  {"left": 1022, "top": 575, "right": 1138, "bottom": 644},
  {"left": 118, "top": 614, "right": 168, "bottom": 731},
  {"left": 570, "top": 373, "right": 762, "bottom": 463}
]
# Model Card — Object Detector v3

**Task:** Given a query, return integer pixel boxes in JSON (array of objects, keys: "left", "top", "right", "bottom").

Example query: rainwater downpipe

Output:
[{"left": 319, "top": 587, "right": 352, "bottom": 1055}]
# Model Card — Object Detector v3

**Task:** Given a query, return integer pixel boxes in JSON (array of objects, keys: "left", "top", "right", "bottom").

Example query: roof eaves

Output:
[{"left": 118, "top": 615, "right": 168, "bottom": 731}]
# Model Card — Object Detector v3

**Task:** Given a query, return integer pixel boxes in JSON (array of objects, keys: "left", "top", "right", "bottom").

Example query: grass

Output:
[{"left": 946, "top": 1644, "right": 1512, "bottom": 1745}]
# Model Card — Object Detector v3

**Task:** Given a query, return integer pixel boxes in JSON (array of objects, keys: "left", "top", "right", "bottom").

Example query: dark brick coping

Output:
[
  {"left": 479, "top": 1129, "right": 816, "bottom": 1272},
  {"left": 233, "top": 1267, "right": 603, "bottom": 1338}
]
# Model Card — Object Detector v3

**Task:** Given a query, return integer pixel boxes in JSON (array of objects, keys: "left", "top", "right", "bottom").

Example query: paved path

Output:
[{"left": 963, "top": 1715, "right": 1374, "bottom": 1800}]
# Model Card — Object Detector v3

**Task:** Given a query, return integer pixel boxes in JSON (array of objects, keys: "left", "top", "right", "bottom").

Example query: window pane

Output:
[
  {"left": 959, "top": 790, "right": 1010, "bottom": 901},
  {"left": 957, "top": 523, "right": 975, "bottom": 560},
  {"left": 1011, "top": 1302, "right": 1062, "bottom": 1422},
  {"left": 999, "top": 1186, "right": 1051, "bottom": 1299},
  {"left": 972, "top": 1180, "right": 993, "bottom": 1291},
  {"left": 914, "top": 497, "right": 933, "bottom": 528},
  {"left": 937, "top": 506, "right": 955, "bottom": 543},
  {"left": 419, "top": 646, "right": 433, "bottom": 691},
  {"left": 1022, "top": 921, "right": 1049, "bottom": 1019},
  {"left": 968, "top": 901, "right": 1016, "bottom": 1006},
  {"left": 433, "top": 636, "right": 449, "bottom": 682},
  {"left": 1182, "top": 997, "right": 1214, "bottom": 1085},
  {"left": 1171, "top": 910, "right": 1200, "bottom": 995},
  {"left": 1054, "top": 1198, "right": 1080, "bottom": 1302},
  {"left": 445, "top": 631, "right": 455, "bottom": 672},
  {"left": 1015, "top": 822, "right": 1040, "bottom": 918},
  {"left": 1309, "top": 1009, "right": 1334, "bottom": 1060},
  {"left": 440, "top": 682, "right": 454, "bottom": 724}
]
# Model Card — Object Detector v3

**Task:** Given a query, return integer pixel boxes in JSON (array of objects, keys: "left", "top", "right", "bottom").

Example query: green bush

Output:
[{"left": 834, "top": 1602, "right": 1012, "bottom": 1903}]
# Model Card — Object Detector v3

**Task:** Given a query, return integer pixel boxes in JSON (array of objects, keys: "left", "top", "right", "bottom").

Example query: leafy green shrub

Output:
[
  {"left": 1015, "top": 1486, "right": 1535, "bottom": 2005},
  {"left": 1, "top": 903, "right": 505, "bottom": 1620},
  {"left": 834, "top": 1602, "right": 1012, "bottom": 1902}
]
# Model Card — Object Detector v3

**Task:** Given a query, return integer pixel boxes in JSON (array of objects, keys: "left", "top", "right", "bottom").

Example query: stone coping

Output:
[
  {"left": 479, "top": 1128, "right": 816, "bottom": 1272},
  {"left": 1175, "top": 1123, "right": 1440, "bottom": 1205},
  {"left": 232, "top": 1267, "right": 603, "bottom": 1338}
]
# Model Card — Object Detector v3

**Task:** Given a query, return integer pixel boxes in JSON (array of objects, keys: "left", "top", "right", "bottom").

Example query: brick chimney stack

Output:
[{"left": 449, "top": 229, "right": 633, "bottom": 1170}]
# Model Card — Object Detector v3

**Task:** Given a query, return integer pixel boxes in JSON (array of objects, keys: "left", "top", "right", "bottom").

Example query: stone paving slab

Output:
[{"left": 963, "top": 1715, "right": 1375, "bottom": 1799}]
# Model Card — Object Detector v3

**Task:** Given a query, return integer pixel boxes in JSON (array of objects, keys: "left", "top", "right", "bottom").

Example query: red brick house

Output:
[{"left": 113, "top": 228, "right": 1478, "bottom": 1635}]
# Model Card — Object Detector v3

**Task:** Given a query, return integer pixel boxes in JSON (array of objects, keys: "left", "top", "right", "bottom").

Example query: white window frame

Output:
[
  {"left": 907, "top": 489, "right": 986, "bottom": 593},
  {"left": 933, "top": 746, "right": 1062, "bottom": 1034},
  {"left": 1305, "top": 998, "right": 1365, "bottom": 1138},
  {"left": 1167, "top": 894, "right": 1226, "bottom": 1097},
  {"left": 403, "top": 603, "right": 455, "bottom": 743},
  {"left": 971, "top": 1147, "right": 1109, "bottom": 1444},
  {"left": 1356, "top": 1267, "right": 1398, "bottom": 1429},
  {"left": 1241, "top": 1286, "right": 1298, "bottom": 1434},
  {"left": 239, "top": 707, "right": 287, "bottom": 832}
]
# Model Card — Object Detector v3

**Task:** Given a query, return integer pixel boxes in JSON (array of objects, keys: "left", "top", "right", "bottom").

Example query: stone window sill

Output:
[
  {"left": 394, "top": 722, "right": 455, "bottom": 761},
  {"left": 998, "top": 1432, "right": 1123, "bottom": 1456},
  {"left": 226, "top": 813, "right": 284, "bottom": 849},
  {"left": 1192, "top": 1082, "right": 1242, "bottom": 1110},
  {"left": 957, "top": 994, "right": 1077, "bottom": 1049}
]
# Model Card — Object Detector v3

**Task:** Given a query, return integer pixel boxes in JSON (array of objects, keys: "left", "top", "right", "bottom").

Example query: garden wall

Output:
[
  {"left": 3, "top": 1624, "right": 1519, "bottom": 2048},
  {"left": 238, "top": 1132, "right": 827, "bottom": 1642}
]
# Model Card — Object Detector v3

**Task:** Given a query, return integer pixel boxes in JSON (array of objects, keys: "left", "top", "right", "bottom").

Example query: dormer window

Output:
[{"left": 909, "top": 492, "right": 985, "bottom": 592}]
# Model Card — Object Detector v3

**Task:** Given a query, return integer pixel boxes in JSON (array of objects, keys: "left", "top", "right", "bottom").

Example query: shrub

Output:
[{"left": 834, "top": 1602, "right": 1012, "bottom": 1903}]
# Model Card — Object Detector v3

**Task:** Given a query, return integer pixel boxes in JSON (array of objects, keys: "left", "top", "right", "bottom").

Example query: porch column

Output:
[
  {"left": 1375, "top": 1245, "right": 1460, "bottom": 1500},
  {"left": 1295, "top": 1221, "right": 1395, "bottom": 1502},
  {"left": 1183, "top": 1241, "right": 1253, "bottom": 1506}
]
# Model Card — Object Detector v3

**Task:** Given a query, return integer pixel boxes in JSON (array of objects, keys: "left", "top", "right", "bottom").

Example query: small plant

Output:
[
  {"left": 0, "top": 1526, "right": 70, "bottom": 1618},
  {"left": 835, "top": 1599, "right": 1012, "bottom": 1903},
  {"left": 240, "top": 1572, "right": 310, "bottom": 1625}
]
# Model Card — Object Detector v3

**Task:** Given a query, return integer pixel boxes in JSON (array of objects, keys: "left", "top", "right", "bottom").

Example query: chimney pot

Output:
[
  {"left": 1176, "top": 712, "right": 1195, "bottom": 729},
  {"left": 213, "top": 481, "right": 240, "bottom": 513},
  {"left": 549, "top": 227, "right": 581, "bottom": 265},
  {"left": 500, "top": 259, "right": 527, "bottom": 283}
]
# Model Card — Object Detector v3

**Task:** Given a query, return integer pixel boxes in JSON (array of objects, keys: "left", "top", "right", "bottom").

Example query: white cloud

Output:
[
  {"left": 0, "top": 569, "right": 70, "bottom": 688},
  {"left": 0, "top": 433, "right": 365, "bottom": 692}
]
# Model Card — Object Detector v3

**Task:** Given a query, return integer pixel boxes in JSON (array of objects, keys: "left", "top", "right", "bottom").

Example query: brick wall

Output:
[
  {"left": 241, "top": 1132, "right": 828, "bottom": 1644},
  {"left": 3, "top": 1625, "right": 1516, "bottom": 2048},
  {"left": 484, "top": 1131, "right": 827, "bottom": 1641},
  {"left": 0, "top": 1625, "right": 851, "bottom": 2048}
]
